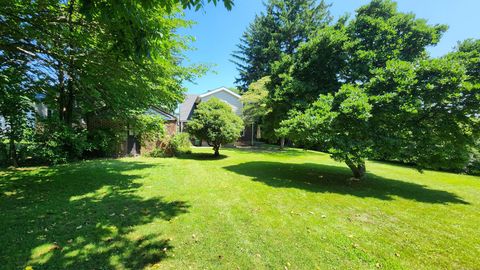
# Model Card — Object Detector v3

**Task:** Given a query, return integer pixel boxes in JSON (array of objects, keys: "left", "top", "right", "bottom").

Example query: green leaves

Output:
[
  {"left": 241, "top": 76, "right": 271, "bottom": 124},
  {"left": 187, "top": 98, "right": 244, "bottom": 155},
  {"left": 232, "top": 0, "right": 331, "bottom": 90}
]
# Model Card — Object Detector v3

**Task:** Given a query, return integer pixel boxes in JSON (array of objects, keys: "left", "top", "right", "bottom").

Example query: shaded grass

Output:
[{"left": 1, "top": 147, "right": 479, "bottom": 269}]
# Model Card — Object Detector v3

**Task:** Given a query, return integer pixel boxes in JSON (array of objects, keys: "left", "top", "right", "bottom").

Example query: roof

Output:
[
  {"left": 198, "top": 87, "right": 241, "bottom": 99},
  {"left": 179, "top": 94, "right": 198, "bottom": 122},
  {"left": 147, "top": 107, "right": 177, "bottom": 121}
]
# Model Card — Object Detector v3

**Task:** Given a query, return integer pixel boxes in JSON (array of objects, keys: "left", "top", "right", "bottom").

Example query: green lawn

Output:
[{"left": 1, "top": 147, "right": 479, "bottom": 270}]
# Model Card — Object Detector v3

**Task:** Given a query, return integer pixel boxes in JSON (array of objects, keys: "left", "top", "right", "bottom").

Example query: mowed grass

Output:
[{"left": 1, "top": 147, "right": 479, "bottom": 270}]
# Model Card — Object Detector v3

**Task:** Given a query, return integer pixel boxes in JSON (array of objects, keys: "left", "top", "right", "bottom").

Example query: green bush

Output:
[
  {"left": 170, "top": 132, "right": 192, "bottom": 155},
  {"left": 86, "top": 128, "right": 126, "bottom": 158},
  {"left": 148, "top": 133, "right": 192, "bottom": 158},
  {"left": 27, "top": 120, "right": 88, "bottom": 165},
  {"left": 149, "top": 148, "right": 168, "bottom": 158},
  {"left": 130, "top": 114, "right": 166, "bottom": 146}
]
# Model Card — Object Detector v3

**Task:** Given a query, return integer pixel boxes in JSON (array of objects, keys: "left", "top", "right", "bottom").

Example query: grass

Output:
[{"left": 1, "top": 146, "right": 479, "bottom": 270}]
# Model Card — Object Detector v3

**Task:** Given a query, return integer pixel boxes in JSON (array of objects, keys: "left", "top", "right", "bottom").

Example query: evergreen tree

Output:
[{"left": 232, "top": 0, "right": 331, "bottom": 91}]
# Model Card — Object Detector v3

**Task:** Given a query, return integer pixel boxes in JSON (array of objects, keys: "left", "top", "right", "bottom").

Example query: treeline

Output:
[
  {"left": 235, "top": 0, "right": 480, "bottom": 177},
  {"left": 0, "top": 0, "right": 232, "bottom": 166}
]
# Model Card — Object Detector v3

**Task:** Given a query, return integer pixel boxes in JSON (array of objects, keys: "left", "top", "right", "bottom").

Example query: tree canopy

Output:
[
  {"left": 187, "top": 98, "right": 244, "bottom": 156},
  {"left": 0, "top": 0, "right": 234, "bottom": 165},
  {"left": 232, "top": 0, "right": 331, "bottom": 90},
  {"left": 234, "top": 0, "right": 480, "bottom": 178}
]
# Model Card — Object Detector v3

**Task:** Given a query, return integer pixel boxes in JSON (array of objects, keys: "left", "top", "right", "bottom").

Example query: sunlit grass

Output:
[{"left": 1, "top": 146, "right": 479, "bottom": 269}]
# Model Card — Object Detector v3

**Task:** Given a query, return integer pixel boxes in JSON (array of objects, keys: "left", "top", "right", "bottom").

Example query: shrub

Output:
[
  {"left": 130, "top": 114, "right": 165, "bottom": 146},
  {"left": 170, "top": 132, "right": 192, "bottom": 155},
  {"left": 86, "top": 128, "right": 126, "bottom": 158},
  {"left": 187, "top": 98, "right": 244, "bottom": 156},
  {"left": 148, "top": 133, "right": 192, "bottom": 158},
  {"left": 28, "top": 120, "right": 88, "bottom": 165},
  {"left": 149, "top": 148, "right": 168, "bottom": 158}
]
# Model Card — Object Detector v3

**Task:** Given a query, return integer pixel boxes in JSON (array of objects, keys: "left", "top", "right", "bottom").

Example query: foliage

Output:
[
  {"left": 280, "top": 57, "right": 480, "bottom": 178},
  {"left": 263, "top": 0, "right": 480, "bottom": 178},
  {"left": 0, "top": 140, "right": 7, "bottom": 166},
  {"left": 150, "top": 133, "right": 192, "bottom": 157},
  {"left": 130, "top": 114, "right": 166, "bottom": 146},
  {"left": 0, "top": 49, "right": 39, "bottom": 166},
  {"left": 344, "top": 0, "right": 447, "bottom": 83},
  {"left": 466, "top": 141, "right": 480, "bottom": 175},
  {"left": 187, "top": 98, "right": 243, "bottom": 156},
  {"left": 29, "top": 119, "right": 89, "bottom": 165},
  {"left": 265, "top": 0, "right": 447, "bottom": 135},
  {"left": 367, "top": 59, "right": 479, "bottom": 172},
  {"left": 86, "top": 128, "right": 126, "bottom": 158},
  {"left": 170, "top": 132, "right": 192, "bottom": 155},
  {"left": 149, "top": 147, "right": 171, "bottom": 158},
  {"left": 450, "top": 39, "right": 480, "bottom": 83},
  {"left": 241, "top": 76, "right": 271, "bottom": 124},
  {"left": 232, "top": 0, "right": 331, "bottom": 90},
  {"left": 279, "top": 85, "right": 373, "bottom": 178},
  {"left": 0, "top": 0, "right": 232, "bottom": 166}
]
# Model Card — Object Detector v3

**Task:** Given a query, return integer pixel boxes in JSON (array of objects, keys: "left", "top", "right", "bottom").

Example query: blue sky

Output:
[{"left": 179, "top": 0, "right": 480, "bottom": 94}]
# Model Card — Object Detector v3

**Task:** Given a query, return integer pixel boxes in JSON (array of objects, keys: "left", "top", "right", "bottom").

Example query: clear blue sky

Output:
[{"left": 179, "top": 0, "right": 480, "bottom": 94}]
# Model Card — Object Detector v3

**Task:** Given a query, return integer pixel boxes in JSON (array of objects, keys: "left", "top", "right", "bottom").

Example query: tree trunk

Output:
[
  {"left": 9, "top": 137, "right": 18, "bottom": 167},
  {"left": 280, "top": 137, "right": 285, "bottom": 150},
  {"left": 58, "top": 63, "right": 66, "bottom": 121},
  {"left": 213, "top": 145, "right": 220, "bottom": 156},
  {"left": 65, "top": 73, "right": 75, "bottom": 126},
  {"left": 345, "top": 159, "right": 366, "bottom": 180}
]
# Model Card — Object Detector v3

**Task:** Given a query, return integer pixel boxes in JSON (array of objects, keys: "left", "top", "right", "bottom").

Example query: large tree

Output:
[
  {"left": 232, "top": 0, "right": 331, "bottom": 90},
  {"left": 275, "top": 0, "right": 479, "bottom": 178},
  {"left": 187, "top": 98, "right": 244, "bottom": 156},
  {"left": 344, "top": 0, "right": 447, "bottom": 83},
  {"left": 280, "top": 58, "right": 480, "bottom": 179},
  {"left": 0, "top": 0, "right": 234, "bottom": 162},
  {"left": 0, "top": 52, "right": 39, "bottom": 166}
]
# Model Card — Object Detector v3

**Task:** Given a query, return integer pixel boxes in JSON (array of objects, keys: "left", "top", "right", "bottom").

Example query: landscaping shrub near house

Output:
[
  {"left": 170, "top": 132, "right": 192, "bottom": 155},
  {"left": 29, "top": 121, "right": 89, "bottom": 165},
  {"left": 86, "top": 128, "right": 126, "bottom": 158},
  {"left": 149, "top": 133, "right": 192, "bottom": 157}
]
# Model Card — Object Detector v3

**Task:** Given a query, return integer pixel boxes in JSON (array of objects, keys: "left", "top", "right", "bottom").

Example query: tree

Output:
[
  {"left": 263, "top": 26, "right": 350, "bottom": 142},
  {"left": 0, "top": 51, "right": 38, "bottom": 167},
  {"left": 187, "top": 98, "right": 243, "bottom": 156},
  {"left": 130, "top": 115, "right": 166, "bottom": 146},
  {"left": 278, "top": 85, "right": 372, "bottom": 179},
  {"left": 232, "top": 0, "right": 331, "bottom": 90},
  {"left": 269, "top": 0, "right": 469, "bottom": 178},
  {"left": 241, "top": 76, "right": 271, "bottom": 125},
  {"left": 280, "top": 58, "right": 480, "bottom": 179},
  {"left": 344, "top": 0, "right": 447, "bottom": 83},
  {"left": 0, "top": 0, "right": 234, "bottom": 163}
]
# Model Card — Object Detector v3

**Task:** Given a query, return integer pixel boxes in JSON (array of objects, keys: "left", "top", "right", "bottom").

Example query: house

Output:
[
  {"left": 178, "top": 86, "right": 255, "bottom": 145},
  {"left": 145, "top": 107, "right": 177, "bottom": 136},
  {"left": 124, "top": 107, "right": 177, "bottom": 156}
]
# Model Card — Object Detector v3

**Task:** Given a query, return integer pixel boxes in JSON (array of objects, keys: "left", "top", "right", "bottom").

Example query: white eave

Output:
[{"left": 197, "top": 87, "right": 242, "bottom": 101}]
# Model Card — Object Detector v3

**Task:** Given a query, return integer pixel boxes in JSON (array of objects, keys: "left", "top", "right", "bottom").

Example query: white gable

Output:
[{"left": 198, "top": 87, "right": 242, "bottom": 115}]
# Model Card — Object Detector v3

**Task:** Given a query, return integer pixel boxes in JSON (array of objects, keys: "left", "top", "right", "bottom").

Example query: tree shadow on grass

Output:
[
  {"left": 177, "top": 152, "right": 228, "bottom": 160},
  {"left": 0, "top": 160, "right": 189, "bottom": 270},
  {"left": 223, "top": 161, "right": 468, "bottom": 205}
]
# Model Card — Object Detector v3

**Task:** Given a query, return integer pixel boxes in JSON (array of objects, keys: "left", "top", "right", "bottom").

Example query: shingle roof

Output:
[{"left": 179, "top": 94, "right": 198, "bottom": 122}]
